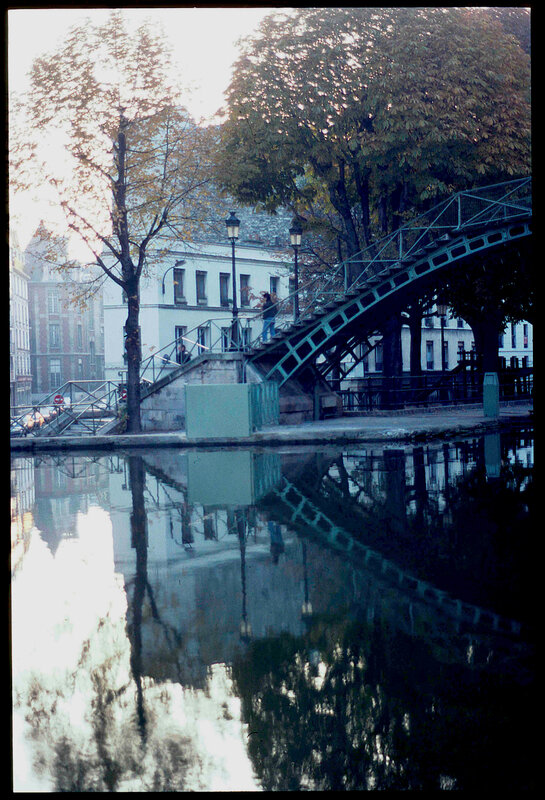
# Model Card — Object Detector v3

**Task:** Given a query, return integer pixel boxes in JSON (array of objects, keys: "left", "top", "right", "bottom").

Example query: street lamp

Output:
[
  {"left": 436, "top": 297, "right": 448, "bottom": 372},
  {"left": 289, "top": 217, "right": 303, "bottom": 321},
  {"left": 161, "top": 260, "right": 185, "bottom": 295},
  {"left": 225, "top": 211, "right": 240, "bottom": 349}
]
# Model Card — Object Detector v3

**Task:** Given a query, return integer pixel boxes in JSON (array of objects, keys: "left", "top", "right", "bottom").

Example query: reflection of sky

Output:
[{"left": 11, "top": 503, "right": 260, "bottom": 792}]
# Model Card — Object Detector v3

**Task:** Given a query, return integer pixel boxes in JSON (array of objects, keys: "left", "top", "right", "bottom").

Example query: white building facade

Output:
[
  {"left": 103, "top": 241, "right": 292, "bottom": 383},
  {"left": 9, "top": 230, "right": 32, "bottom": 410},
  {"left": 356, "top": 314, "right": 533, "bottom": 375}
]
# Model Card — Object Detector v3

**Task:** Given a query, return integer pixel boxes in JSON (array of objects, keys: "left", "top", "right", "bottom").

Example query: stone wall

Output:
[
  {"left": 140, "top": 350, "right": 341, "bottom": 431},
  {"left": 140, "top": 352, "right": 256, "bottom": 432}
]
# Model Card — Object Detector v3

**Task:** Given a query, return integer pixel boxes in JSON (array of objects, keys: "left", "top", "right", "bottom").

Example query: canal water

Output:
[{"left": 11, "top": 427, "right": 535, "bottom": 791}]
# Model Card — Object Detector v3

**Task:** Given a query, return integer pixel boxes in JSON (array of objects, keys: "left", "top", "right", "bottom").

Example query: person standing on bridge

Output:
[{"left": 261, "top": 291, "right": 277, "bottom": 342}]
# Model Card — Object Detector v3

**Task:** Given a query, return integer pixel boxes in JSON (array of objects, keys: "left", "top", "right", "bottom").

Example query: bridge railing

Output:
[
  {"left": 339, "top": 367, "right": 533, "bottom": 412},
  {"left": 10, "top": 380, "right": 121, "bottom": 437},
  {"left": 343, "top": 176, "right": 532, "bottom": 289}
]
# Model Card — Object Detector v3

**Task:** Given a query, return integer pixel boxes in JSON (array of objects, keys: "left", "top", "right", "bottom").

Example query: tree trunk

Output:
[
  {"left": 354, "top": 169, "right": 373, "bottom": 248},
  {"left": 407, "top": 306, "right": 423, "bottom": 376},
  {"left": 328, "top": 160, "right": 361, "bottom": 282},
  {"left": 116, "top": 116, "right": 142, "bottom": 433},
  {"left": 466, "top": 310, "right": 503, "bottom": 373},
  {"left": 407, "top": 304, "right": 423, "bottom": 403},
  {"left": 125, "top": 283, "right": 142, "bottom": 433}
]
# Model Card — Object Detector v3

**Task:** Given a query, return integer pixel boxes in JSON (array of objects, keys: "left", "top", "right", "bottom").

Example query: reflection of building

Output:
[
  {"left": 102, "top": 241, "right": 291, "bottom": 382},
  {"left": 10, "top": 231, "right": 32, "bottom": 409},
  {"left": 108, "top": 452, "right": 311, "bottom": 688},
  {"left": 10, "top": 457, "right": 36, "bottom": 574},
  {"left": 32, "top": 456, "right": 109, "bottom": 554},
  {"left": 25, "top": 230, "right": 105, "bottom": 400}
]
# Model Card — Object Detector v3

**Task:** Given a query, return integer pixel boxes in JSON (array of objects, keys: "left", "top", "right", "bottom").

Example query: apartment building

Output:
[
  {"left": 25, "top": 236, "right": 105, "bottom": 400},
  {"left": 103, "top": 240, "right": 291, "bottom": 382},
  {"left": 9, "top": 231, "right": 32, "bottom": 410}
]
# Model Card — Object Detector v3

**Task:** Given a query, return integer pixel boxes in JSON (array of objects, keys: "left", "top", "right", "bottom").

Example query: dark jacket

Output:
[{"left": 263, "top": 298, "right": 276, "bottom": 319}]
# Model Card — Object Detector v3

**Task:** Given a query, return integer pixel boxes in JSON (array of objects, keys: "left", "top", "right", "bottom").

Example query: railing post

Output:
[{"left": 457, "top": 193, "right": 462, "bottom": 229}]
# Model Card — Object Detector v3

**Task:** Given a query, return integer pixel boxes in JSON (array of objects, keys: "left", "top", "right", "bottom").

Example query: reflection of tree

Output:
[
  {"left": 16, "top": 618, "right": 198, "bottom": 790},
  {"left": 231, "top": 611, "right": 535, "bottom": 791},
  {"left": 14, "top": 454, "right": 198, "bottom": 791}
]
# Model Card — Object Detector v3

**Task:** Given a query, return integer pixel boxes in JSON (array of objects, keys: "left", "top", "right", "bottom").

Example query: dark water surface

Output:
[{"left": 11, "top": 427, "right": 536, "bottom": 791}]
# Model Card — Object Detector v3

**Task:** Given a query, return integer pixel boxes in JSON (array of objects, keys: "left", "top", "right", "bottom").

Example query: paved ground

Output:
[{"left": 10, "top": 401, "right": 533, "bottom": 453}]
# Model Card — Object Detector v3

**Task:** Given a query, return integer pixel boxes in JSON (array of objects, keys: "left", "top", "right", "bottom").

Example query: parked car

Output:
[{"left": 10, "top": 420, "right": 27, "bottom": 437}]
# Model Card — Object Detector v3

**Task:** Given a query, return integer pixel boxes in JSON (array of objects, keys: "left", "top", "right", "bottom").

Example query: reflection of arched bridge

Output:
[
  {"left": 269, "top": 476, "right": 522, "bottom": 637},
  {"left": 139, "top": 177, "right": 531, "bottom": 392}
]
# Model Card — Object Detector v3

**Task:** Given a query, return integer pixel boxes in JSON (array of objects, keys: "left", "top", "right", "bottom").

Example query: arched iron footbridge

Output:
[
  {"left": 248, "top": 177, "right": 532, "bottom": 386},
  {"left": 137, "top": 177, "right": 531, "bottom": 392}
]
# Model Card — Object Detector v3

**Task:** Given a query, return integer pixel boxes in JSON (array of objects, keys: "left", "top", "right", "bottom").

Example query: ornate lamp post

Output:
[
  {"left": 225, "top": 211, "right": 240, "bottom": 349},
  {"left": 436, "top": 297, "right": 448, "bottom": 372},
  {"left": 289, "top": 217, "right": 303, "bottom": 321}
]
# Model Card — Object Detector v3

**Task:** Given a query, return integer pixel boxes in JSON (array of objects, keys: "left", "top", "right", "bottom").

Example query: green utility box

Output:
[
  {"left": 185, "top": 382, "right": 279, "bottom": 439},
  {"left": 185, "top": 383, "right": 252, "bottom": 439},
  {"left": 483, "top": 372, "right": 500, "bottom": 418}
]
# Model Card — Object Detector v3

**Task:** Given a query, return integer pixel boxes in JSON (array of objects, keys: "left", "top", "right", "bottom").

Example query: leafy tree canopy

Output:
[{"left": 214, "top": 7, "right": 531, "bottom": 257}]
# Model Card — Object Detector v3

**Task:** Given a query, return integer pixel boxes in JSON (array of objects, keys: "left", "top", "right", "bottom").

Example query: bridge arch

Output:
[{"left": 250, "top": 214, "right": 531, "bottom": 386}]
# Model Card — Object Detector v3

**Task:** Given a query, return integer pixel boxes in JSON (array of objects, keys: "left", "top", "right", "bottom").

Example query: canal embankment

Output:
[{"left": 10, "top": 401, "right": 533, "bottom": 453}]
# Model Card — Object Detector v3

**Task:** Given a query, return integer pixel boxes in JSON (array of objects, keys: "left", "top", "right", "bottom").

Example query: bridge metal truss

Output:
[{"left": 249, "top": 177, "right": 532, "bottom": 386}]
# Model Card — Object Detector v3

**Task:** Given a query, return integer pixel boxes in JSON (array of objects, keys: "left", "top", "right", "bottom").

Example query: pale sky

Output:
[
  {"left": 8, "top": 6, "right": 277, "bottom": 250},
  {"left": 8, "top": 6, "right": 275, "bottom": 121}
]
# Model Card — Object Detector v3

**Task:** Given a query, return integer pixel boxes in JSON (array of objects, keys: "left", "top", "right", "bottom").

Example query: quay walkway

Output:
[{"left": 10, "top": 401, "right": 533, "bottom": 453}]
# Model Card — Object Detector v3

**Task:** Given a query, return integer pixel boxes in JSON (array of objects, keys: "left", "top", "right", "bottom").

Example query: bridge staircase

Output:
[{"left": 10, "top": 381, "right": 121, "bottom": 439}]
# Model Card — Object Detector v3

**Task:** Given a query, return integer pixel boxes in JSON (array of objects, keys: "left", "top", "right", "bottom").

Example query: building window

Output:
[
  {"left": 49, "top": 323, "right": 61, "bottom": 349},
  {"left": 47, "top": 290, "right": 60, "bottom": 314},
  {"left": 175, "top": 325, "right": 187, "bottom": 345},
  {"left": 77, "top": 324, "right": 83, "bottom": 349},
  {"left": 523, "top": 324, "right": 528, "bottom": 348},
  {"left": 219, "top": 273, "right": 230, "bottom": 307},
  {"left": 375, "top": 342, "right": 383, "bottom": 372},
  {"left": 241, "top": 327, "right": 251, "bottom": 348},
  {"left": 498, "top": 332, "right": 504, "bottom": 348},
  {"left": 173, "top": 268, "right": 186, "bottom": 304},
  {"left": 457, "top": 317, "right": 464, "bottom": 328},
  {"left": 270, "top": 276, "right": 279, "bottom": 297},
  {"left": 240, "top": 274, "right": 251, "bottom": 307},
  {"left": 426, "top": 340, "right": 434, "bottom": 370},
  {"left": 89, "top": 340, "right": 96, "bottom": 365},
  {"left": 49, "top": 358, "right": 61, "bottom": 389},
  {"left": 511, "top": 323, "right": 517, "bottom": 348},
  {"left": 424, "top": 313, "right": 434, "bottom": 328},
  {"left": 196, "top": 271, "right": 207, "bottom": 305}
]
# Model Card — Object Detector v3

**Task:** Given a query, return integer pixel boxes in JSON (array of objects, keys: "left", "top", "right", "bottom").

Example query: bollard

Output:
[{"left": 483, "top": 371, "right": 500, "bottom": 418}]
